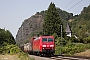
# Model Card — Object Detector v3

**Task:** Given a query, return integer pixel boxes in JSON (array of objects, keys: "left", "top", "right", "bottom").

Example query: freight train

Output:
[{"left": 20, "top": 36, "right": 55, "bottom": 56}]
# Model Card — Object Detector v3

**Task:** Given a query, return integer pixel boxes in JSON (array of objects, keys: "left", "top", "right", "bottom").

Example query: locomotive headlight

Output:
[
  {"left": 50, "top": 45, "right": 54, "bottom": 47},
  {"left": 43, "top": 45, "right": 46, "bottom": 47}
]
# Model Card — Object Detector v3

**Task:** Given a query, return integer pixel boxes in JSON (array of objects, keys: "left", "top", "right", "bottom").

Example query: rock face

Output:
[{"left": 16, "top": 13, "right": 43, "bottom": 45}]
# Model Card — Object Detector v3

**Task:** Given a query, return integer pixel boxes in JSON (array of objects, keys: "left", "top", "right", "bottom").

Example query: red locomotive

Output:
[{"left": 22, "top": 36, "right": 55, "bottom": 56}]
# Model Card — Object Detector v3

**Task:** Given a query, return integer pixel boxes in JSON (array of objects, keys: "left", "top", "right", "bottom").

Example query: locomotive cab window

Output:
[
  {"left": 48, "top": 38, "right": 53, "bottom": 42},
  {"left": 42, "top": 38, "right": 53, "bottom": 42},
  {"left": 42, "top": 38, "right": 47, "bottom": 42}
]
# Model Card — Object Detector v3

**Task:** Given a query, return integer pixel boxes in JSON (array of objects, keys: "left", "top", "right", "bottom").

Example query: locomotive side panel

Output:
[{"left": 33, "top": 37, "right": 40, "bottom": 52}]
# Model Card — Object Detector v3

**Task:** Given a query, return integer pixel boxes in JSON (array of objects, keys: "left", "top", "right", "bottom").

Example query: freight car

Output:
[
  {"left": 21, "top": 36, "right": 55, "bottom": 56},
  {"left": 23, "top": 43, "right": 32, "bottom": 52}
]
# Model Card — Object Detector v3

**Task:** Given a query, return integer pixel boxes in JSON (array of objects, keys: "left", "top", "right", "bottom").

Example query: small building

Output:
[{"left": 65, "top": 23, "right": 71, "bottom": 37}]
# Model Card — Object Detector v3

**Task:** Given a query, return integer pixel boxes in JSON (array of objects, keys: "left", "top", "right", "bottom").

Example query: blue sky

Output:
[{"left": 0, "top": 0, "right": 90, "bottom": 38}]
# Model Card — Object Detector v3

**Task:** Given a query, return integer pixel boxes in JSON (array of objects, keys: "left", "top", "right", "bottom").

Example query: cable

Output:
[
  {"left": 64, "top": 0, "right": 74, "bottom": 8},
  {"left": 67, "top": 0, "right": 83, "bottom": 11}
]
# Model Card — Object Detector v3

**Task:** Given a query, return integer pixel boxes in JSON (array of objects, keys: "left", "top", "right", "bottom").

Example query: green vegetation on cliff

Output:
[{"left": 71, "top": 5, "right": 90, "bottom": 43}]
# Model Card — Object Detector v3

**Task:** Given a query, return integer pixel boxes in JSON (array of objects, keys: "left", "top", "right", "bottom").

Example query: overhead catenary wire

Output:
[
  {"left": 64, "top": 0, "right": 74, "bottom": 9},
  {"left": 67, "top": 0, "right": 83, "bottom": 11}
]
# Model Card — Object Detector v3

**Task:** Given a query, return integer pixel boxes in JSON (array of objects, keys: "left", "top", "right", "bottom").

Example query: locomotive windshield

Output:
[
  {"left": 42, "top": 38, "right": 47, "bottom": 42},
  {"left": 42, "top": 38, "right": 53, "bottom": 42},
  {"left": 48, "top": 38, "right": 53, "bottom": 42}
]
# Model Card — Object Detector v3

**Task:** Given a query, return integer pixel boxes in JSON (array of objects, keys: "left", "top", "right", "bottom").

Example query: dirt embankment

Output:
[{"left": 74, "top": 49, "right": 90, "bottom": 57}]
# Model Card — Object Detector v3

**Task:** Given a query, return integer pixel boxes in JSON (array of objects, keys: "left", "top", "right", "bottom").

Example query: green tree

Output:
[
  {"left": 5, "top": 30, "right": 16, "bottom": 45},
  {"left": 0, "top": 28, "right": 15, "bottom": 47},
  {"left": 43, "top": 2, "right": 61, "bottom": 36}
]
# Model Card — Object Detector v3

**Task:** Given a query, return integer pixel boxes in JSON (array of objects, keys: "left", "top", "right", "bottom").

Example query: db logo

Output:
[{"left": 47, "top": 45, "right": 49, "bottom": 47}]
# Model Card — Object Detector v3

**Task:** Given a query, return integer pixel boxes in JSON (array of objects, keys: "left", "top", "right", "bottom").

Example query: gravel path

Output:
[{"left": 29, "top": 55, "right": 52, "bottom": 60}]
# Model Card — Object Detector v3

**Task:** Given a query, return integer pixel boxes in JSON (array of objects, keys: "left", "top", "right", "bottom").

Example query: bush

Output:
[
  {"left": 55, "top": 43, "right": 90, "bottom": 55},
  {"left": 0, "top": 44, "right": 34, "bottom": 60},
  {"left": 0, "top": 44, "right": 21, "bottom": 54},
  {"left": 10, "top": 46, "right": 21, "bottom": 55}
]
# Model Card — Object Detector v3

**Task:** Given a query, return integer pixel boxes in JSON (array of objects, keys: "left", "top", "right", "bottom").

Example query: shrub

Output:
[
  {"left": 55, "top": 43, "right": 90, "bottom": 55},
  {"left": 0, "top": 44, "right": 34, "bottom": 60},
  {"left": 10, "top": 46, "right": 21, "bottom": 55},
  {"left": 0, "top": 44, "right": 21, "bottom": 54}
]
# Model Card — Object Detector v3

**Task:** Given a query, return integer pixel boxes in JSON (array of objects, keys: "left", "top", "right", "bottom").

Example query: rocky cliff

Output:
[{"left": 16, "top": 13, "right": 43, "bottom": 45}]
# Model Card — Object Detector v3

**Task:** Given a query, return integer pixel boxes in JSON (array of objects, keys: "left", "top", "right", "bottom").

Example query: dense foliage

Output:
[
  {"left": 53, "top": 33, "right": 90, "bottom": 55},
  {"left": 55, "top": 42, "right": 90, "bottom": 55},
  {"left": 71, "top": 5, "right": 90, "bottom": 43},
  {"left": 0, "top": 44, "right": 21, "bottom": 54},
  {"left": 0, "top": 28, "right": 16, "bottom": 47},
  {"left": 57, "top": 8, "right": 73, "bottom": 20},
  {"left": 0, "top": 28, "right": 34, "bottom": 60}
]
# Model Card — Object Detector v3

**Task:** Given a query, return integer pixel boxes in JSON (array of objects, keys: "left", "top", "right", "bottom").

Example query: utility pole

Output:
[
  {"left": 61, "top": 24, "right": 62, "bottom": 39},
  {"left": 61, "top": 24, "right": 63, "bottom": 46}
]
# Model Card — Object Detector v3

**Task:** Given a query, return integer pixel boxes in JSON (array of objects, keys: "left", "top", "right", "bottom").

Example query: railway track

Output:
[
  {"left": 29, "top": 54, "right": 90, "bottom": 60},
  {"left": 50, "top": 55, "right": 90, "bottom": 60}
]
